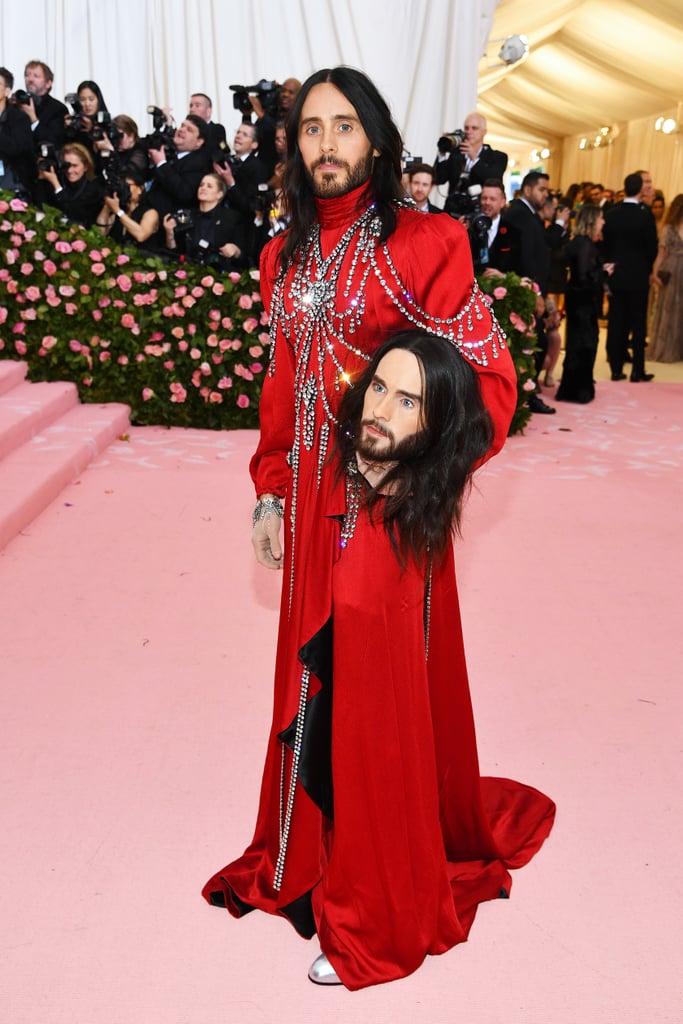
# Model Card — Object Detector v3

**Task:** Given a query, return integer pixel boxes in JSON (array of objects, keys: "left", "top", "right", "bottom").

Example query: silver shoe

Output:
[{"left": 308, "top": 952, "right": 342, "bottom": 985}]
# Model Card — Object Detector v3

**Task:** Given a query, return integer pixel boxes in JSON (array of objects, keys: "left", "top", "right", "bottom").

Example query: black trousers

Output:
[{"left": 606, "top": 288, "right": 648, "bottom": 377}]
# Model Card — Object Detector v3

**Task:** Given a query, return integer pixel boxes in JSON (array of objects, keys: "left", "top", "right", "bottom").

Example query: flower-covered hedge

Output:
[{"left": 1, "top": 192, "right": 538, "bottom": 434}]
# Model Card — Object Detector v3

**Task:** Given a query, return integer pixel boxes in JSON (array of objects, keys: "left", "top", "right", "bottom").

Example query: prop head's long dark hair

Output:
[
  {"left": 280, "top": 66, "right": 404, "bottom": 267},
  {"left": 337, "top": 331, "right": 494, "bottom": 565}
]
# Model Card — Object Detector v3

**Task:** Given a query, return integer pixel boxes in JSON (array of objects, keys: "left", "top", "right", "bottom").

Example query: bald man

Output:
[{"left": 435, "top": 111, "right": 507, "bottom": 218}]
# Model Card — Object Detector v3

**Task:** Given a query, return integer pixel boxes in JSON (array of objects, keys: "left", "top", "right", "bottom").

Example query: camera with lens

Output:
[
  {"left": 437, "top": 129, "right": 466, "bottom": 154},
  {"left": 172, "top": 209, "right": 195, "bottom": 232},
  {"left": 13, "top": 88, "right": 33, "bottom": 106},
  {"left": 402, "top": 154, "right": 423, "bottom": 174},
  {"left": 140, "top": 106, "right": 177, "bottom": 160},
  {"left": 211, "top": 140, "right": 232, "bottom": 170},
  {"left": 37, "top": 141, "right": 60, "bottom": 174},
  {"left": 89, "top": 111, "right": 119, "bottom": 144},
  {"left": 63, "top": 92, "right": 86, "bottom": 137},
  {"left": 99, "top": 151, "right": 131, "bottom": 207},
  {"left": 229, "top": 79, "right": 282, "bottom": 119}
]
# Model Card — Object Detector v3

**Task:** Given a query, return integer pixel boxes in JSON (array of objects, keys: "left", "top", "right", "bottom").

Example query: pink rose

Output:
[
  {"left": 522, "top": 379, "right": 537, "bottom": 392},
  {"left": 69, "top": 339, "right": 81, "bottom": 352},
  {"left": 144, "top": 344, "right": 164, "bottom": 357},
  {"left": 12, "top": 322, "right": 26, "bottom": 334},
  {"left": 118, "top": 355, "right": 129, "bottom": 365},
  {"left": 99, "top": 351, "right": 111, "bottom": 362},
  {"left": 250, "top": 362, "right": 263, "bottom": 374},
  {"left": 236, "top": 394, "right": 250, "bottom": 409},
  {"left": 174, "top": 269, "right": 187, "bottom": 280},
  {"left": 221, "top": 317, "right": 233, "bottom": 329},
  {"left": 142, "top": 387, "right": 155, "bottom": 401},
  {"left": 171, "top": 326, "right": 184, "bottom": 339},
  {"left": 80, "top": 284, "right": 91, "bottom": 295},
  {"left": 508, "top": 312, "right": 528, "bottom": 333},
  {"left": 9, "top": 198, "right": 28, "bottom": 212},
  {"left": 0, "top": 307, "right": 7, "bottom": 324},
  {"left": 190, "top": 347, "right": 201, "bottom": 360},
  {"left": 15, "top": 340, "right": 28, "bottom": 355},
  {"left": 45, "top": 230, "right": 59, "bottom": 242},
  {"left": 182, "top": 295, "right": 196, "bottom": 308},
  {"left": 116, "top": 274, "right": 132, "bottom": 292},
  {"left": 23, "top": 308, "right": 37, "bottom": 320},
  {"left": 243, "top": 317, "right": 258, "bottom": 334},
  {"left": 54, "top": 241, "right": 72, "bottom": 254},
  {"left": 65, "top": 303, "right": 78, "bottom": 315},
  {"left": 211, "top": 353, "right": 223, "bottom": 365},
  {"left": 248, "top": 345, "right": 264, "bottom": 357},
  {"left": 25, "top": 286, "right": 41, "bottom": 301},
  {"left": 98, "top": 296, "right": 111, "bottom": 308},
  {"left": 116, "top": 253, "right": 130, "bottom": 265},
  {"left": 91, "top": 263, "right": 106, "bottom": 276},
  {"left": 258, "top": 332, "right": 269, "bottom": 344},
  {"left": 112, "top": 299, "right": 126, "bottom": 309},
  {"left": 20, "top": 262, "right": 33, "bottom": 275},
  {"left": 212, "top": 282, "right": 224, "bottom": 296},
  {"left": 89, "top": 249, "right": 102, "bottom": 261},
  {"left": 493, "top": 286, "right": 507, "bottom": 300},
  {"left": 91, "top": 309, "right": 103, "bottom": 321},
  {"left": 229, "top": 272, "right": 241, "bottom": 284},
  {"left": 191, "top": 286, "right": 204, "bottom": 298},
  {"left": 163, "top": 360, "right": 175, "bottom": 370},
  {"left": 218, "top": 376, "right": 232, "bottom": 389},
  {"left": 42, "top": 335, "right": 57, "bottom": 350},
  {"left": 169, "top": 382, "right": 187, "bottom": 403},
  {"left": 59, "top": 284, "right": 76, "bottom": 297},
  {"left": 209, "top": 392, "right": 223, "bottom": 403},
  {"left": 71, "top": 239, "right": 87, "bottom": 252},
  {"left": 47, "top": 295, "right": 61, "bottom": 307},
  {"left": 177, "top": 340, "right": 189, "bottom": 352},
  {"left": 238, "top": 294, "right": 253, "bottom": 310},
  {"left": 121, "top": 313, "right": 136, "bottom": 329}
]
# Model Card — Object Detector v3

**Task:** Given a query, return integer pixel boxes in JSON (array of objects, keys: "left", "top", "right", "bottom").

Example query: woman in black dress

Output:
[
  {"left": 162, "top": 173, "right": 245, "bottom": 270},
  {"left": 555, "top": 204, "right": 612, "bottom": 404}
]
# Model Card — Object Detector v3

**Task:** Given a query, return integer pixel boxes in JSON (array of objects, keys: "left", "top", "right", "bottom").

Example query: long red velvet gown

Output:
[{"left": 202, "top": 186, "right": 555, "bottom": 990}]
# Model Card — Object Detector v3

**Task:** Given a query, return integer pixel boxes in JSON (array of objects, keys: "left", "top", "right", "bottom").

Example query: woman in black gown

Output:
[{"left": 556, "top": 204, "right": 612, "bottom": 404}]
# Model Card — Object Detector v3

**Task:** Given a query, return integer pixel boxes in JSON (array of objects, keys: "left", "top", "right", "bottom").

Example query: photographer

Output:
[
  {"left": 36, "top": 141, "right": 104, "bottom": 228},
  {"left": 16, "top": 60, "right": 67, "bottom": 151},
  {"left": 162, "top": 173, "right": 245, "bottom": 270},
  {"left": 146, "top": 114, "right": 212, "bottom": 219},
  {"left": 0, "top": 66, "right": 35, "bottom": 197},
  {"left": 95, "top": 169, "right": 159, "bottom": 250},
  {"left": 64, "top": 80, "right": 110, "bottom": 155},
  {"left": 213, "top": 121, "right": 269, "bottom": 218},
  {"left": 93, "top": 114, "right": 149, "bottom": 180},
  {"left": 235, "top": 77, "right": 300, "bottom": 177},
  {"left": 434, "top": 112, "right": 507, "bottom": 218}
]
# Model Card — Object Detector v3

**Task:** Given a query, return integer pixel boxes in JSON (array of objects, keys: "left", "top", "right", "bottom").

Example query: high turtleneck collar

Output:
[{"left": 314, "top": 183, "right": 374, "bottom": 230}]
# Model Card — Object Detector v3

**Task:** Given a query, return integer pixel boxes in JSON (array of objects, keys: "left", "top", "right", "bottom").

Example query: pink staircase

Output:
[{"left": 0, "top": 360, "right": 130, "bottom": 550}]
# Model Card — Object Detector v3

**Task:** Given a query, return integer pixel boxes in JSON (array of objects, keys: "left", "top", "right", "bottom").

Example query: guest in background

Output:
[
  {"left": 93, "top": 114, "right": 148, "bottom": 180},
  {"left": 96, "top": 169, "right": 159, "bottom": 250},
  {"left": 0, "top": 66, "right": 35, "bottom": 197},
  {"left": 36, "top": 141, "right": 104, "bottom": 227},
  {"left": 555, "top": 204, "right": 612, "bottom": 404},
  {"left": 648, "top": 193, "right": 683, "bottom": 363},
  {"left": 407, "top": 162, "right": 442, "bottom": 213}
]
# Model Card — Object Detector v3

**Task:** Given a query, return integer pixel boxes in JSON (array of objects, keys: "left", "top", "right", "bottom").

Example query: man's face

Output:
[
  {"left": 24, "top": 63, "right": 50, "bottom": 97},
  {"left": 233, "top": 123, "right": 257, "bottom": 156},
  {"left": 358, "top": 349, "right": 424, "bottom": 461},
  {"left": 298, "top": 82, "right": 379, "bottom": 199},
  {"left": 463, "top": 114, "right": 486, "bottom": 150},
  {"left": 174, "top": 119, "right": 204, "bottom": 152},
  {"left": 480, "top": 186, "right": 506, "bottom": 218},
  {"left": 189, "top": 95, "right": 211, "bottom": 122},
  {"left": 639, "top": 171, "right": 654, "bottom": 204},
  {"left": 274, "top": 125, "right": 287, "bottom": 154},
  {"left": 524, "top": 177, "right": 550, "bottom": 211},
  {"left": 279, "top": 79, "right": 299, "bottom": 112},
  {"left": 589, "top": 186, "right": 602, "bottom": 204},
  {"left": 409, "top": 172, "right": 434, "bottom": 206}
]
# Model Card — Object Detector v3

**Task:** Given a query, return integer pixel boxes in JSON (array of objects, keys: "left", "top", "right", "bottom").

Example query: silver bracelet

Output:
[{"left": 252, "top": 495, "right": 285, "bottom": 528}]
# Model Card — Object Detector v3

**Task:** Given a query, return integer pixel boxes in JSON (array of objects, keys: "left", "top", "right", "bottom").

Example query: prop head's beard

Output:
[{"left": 355, "top": 418, "right": 427, "bottom": 464}]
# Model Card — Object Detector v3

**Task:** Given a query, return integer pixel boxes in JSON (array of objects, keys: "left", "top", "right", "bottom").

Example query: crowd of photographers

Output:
[{"left": 0, "top": 60, "right": 301, "bottom": 271}]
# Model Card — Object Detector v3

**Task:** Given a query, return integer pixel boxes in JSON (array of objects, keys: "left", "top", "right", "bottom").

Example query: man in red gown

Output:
[{"left": 202, "top": 66, "right": 555, "bottom": 990}]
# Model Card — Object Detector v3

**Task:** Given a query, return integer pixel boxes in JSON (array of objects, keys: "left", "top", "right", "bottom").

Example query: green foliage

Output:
[{"left": 1, "top": 193, "right": 537, "bottom": 435}]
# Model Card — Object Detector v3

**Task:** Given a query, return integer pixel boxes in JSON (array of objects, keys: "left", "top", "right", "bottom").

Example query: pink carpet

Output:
[{"left": 1, "top": 382, "right": 681, "bottom": 1024}]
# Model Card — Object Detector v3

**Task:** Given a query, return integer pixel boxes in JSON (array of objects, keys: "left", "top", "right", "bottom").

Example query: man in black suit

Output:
[
  {"left": 213, "top": 121, "right": 269, "bottom": 219},
  {"left": 188, "top": 93, "right": 227, "bottom": 155},
  {"left": 147, "top": 114, "right": 212, "bottom": 219},
  {"left": 407, "top": 162, "right": 442, "bottom": 213},
  {"left": 471, "top": 178, "right": 520, "bottom": 273},
  {"left": 16, "top": 60, "right": 67, "bottom": 152},
  {"left": 0, "top": 67, "right": 35, "bottom": 197},
  {"left": 434, "top": 112, "right": 507, "bottom": 218},
  {"left": 602, "top": 171, "right": 659, "bottom": 382},
  {"left": 504, "top": 170, "right": 556, "bottom": 414}
]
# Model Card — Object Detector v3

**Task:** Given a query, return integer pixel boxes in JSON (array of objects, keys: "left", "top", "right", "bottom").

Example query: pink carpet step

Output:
[
  {"left": 0, "top": 400, "right": 130, "bottom": 551},
  {"left": 0, "top": 359, "right": 28, "bottom": 397},
  {"left": 0, "top": 378, "right": 82, "bottom": 462}
]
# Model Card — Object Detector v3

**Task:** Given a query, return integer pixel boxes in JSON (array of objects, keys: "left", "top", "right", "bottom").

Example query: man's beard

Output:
[
  {"left": 355, "top": 419, "right": 427, "bottom": 464},
  {"left": 307, "top": 149, "right": 375, "bottom": 198}
]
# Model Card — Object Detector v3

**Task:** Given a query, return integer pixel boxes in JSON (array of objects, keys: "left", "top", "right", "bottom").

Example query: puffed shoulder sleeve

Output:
[
  {"left": 249, "top": 234, "right": 296, "bottom": 498},
  {"left": 393, "top": 211, "right": 518, "bottom": 459}
]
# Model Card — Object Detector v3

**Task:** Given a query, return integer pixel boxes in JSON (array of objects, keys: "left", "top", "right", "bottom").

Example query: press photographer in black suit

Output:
[
  {"left": 434, "top": 112, "right": 507, "bottom": 218},
  {"left": 0, "top": 67, "right": 35, "bottom": 197},
  {"left": 147, "top": 114, "right": 212, "bottom": 220},
  {"left": 16, "top": 60, "right": 67, "bottom": 152},
  {"left": 212, "top": 121, "right": 269, "bottom": 219},
  {"left": 470, "top": 179, "right": 520, "bottom": 274}
]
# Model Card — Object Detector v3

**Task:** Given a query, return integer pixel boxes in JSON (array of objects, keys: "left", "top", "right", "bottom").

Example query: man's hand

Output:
[
  {"left": 252, "top": 496, "right": 284, "bottom": 569},
  {"left": 213, "top": 161, "right": 235, "bottom": 188}
]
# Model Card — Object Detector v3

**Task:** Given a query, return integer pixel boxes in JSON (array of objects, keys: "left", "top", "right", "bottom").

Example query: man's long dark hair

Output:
[
  {"left": 336, "top": 331, "right": 494, "bottom": 566},
  {"left": 280, "top": 66, "right": 405, "bottom": 266}
]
